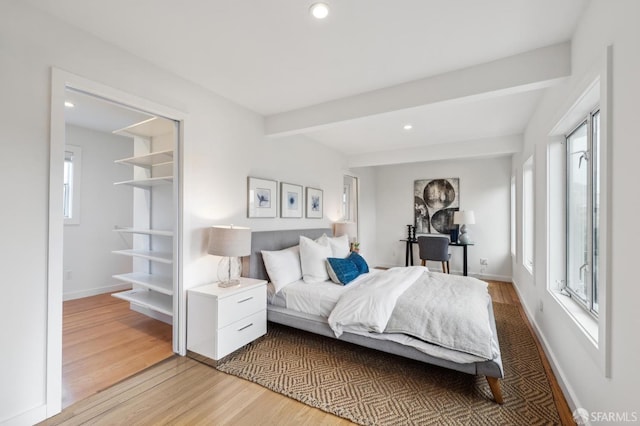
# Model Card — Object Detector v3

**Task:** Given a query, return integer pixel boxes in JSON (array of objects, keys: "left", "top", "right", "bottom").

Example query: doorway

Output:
[
  {"left": 48, "top": 69, "right": 185, "bottom": 415},
  {"left": 61, "top": 89, "right": 178, "bottom": 407}
]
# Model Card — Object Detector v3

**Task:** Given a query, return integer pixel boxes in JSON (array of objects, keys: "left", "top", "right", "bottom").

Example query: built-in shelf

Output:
[
  {"left": 115, "top": 150, "right": 173, "bottom": 168},
  {"left": 113, "top": 227, "right": 173, "bottom": 237},
  {"left": 114, "top": 176, "right": 173, "bottom": 188},
  {"left": 113, "top": 272, "right": 173, "bottom": 295},
  {"left": 113, "top": 117, "right": 174, "bottom": 138},
  {"left": 112, "top": 288, "right": 173, "bottom": 317},
  {"left": 112, "top": 116, "right": 176, "bottom": 324},
  {"left": 112, "top": 249, "right": 173, "bottom": 264}
]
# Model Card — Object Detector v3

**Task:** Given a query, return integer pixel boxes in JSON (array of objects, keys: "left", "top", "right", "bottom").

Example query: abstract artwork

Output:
[
  {"left": 280, "top": 182, "right": 303, "bottom": 218},
  {"left": 247, "top": 177, "right": 277, "bottom": 218},
  {"left": 306, "top": 187, "right": 323, "bottom": 219},
  {"left": 414, "top": 178, "right": 459, "bottom": 235}
]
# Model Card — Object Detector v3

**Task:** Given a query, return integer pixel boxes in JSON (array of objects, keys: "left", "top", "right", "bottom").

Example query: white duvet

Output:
[
  {"left": 328, "top": 266, "right": 425, "bottom": 337},
  {"left": 328, "top": 266, "right": 498, "bottom": 360}
]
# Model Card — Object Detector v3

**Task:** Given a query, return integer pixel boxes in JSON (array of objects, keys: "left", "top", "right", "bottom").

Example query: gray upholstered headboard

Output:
[{"left": 242, "top": 228, "right": 333, "bottom": 281}]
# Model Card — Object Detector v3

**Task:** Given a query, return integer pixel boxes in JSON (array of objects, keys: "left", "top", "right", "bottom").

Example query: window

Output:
[
  {"left": 522, "top": 157, "right": 534, "bottom": 273},
  {"left": 566, "top": 109, "right": 600, "bottom": 315},
  {"left": 63, "top": 152, "right": 73, "bottom": 219},
  {"left": 64, "top": 145, "right": 82, "bottom": 225},
  {"left": 510, "top": 175, "right": 516, "bottom": 256}
]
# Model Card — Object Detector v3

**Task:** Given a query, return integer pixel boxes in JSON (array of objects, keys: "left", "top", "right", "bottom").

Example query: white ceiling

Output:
[{"left": 28, "top": 0, "right": 588, "bottom": 166}]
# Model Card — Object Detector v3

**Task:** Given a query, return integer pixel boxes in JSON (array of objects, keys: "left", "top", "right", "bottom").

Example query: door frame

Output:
[{"left": 47, "top": 68, "right": 186, "bottom": 416}]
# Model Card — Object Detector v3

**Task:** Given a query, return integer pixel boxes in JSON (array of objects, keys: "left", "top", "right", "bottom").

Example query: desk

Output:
[{"left": 400, "top": 239, "right": 474, "bottom": 276}]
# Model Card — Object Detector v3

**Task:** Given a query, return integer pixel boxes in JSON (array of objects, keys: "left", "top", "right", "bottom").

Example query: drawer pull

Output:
[
  {"left": 238, "top": 323, "right": 253, "bottom": 332},
  {"left": 237, "top": 297, "right": 253, "bottom": 304}
]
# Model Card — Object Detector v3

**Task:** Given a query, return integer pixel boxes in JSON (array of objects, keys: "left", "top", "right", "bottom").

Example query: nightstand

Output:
[{"left": 187, "top": 277, "right": 267, "bottom": 361}]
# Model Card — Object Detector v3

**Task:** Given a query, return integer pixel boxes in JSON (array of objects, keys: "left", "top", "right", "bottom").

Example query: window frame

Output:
[
  {"left": 564, "top": 107, "right": 600, "bottom": 317},
  {"left": 510, "top": 174, "right": 516, "bottom": 257},
  {"left": 522, "top": 156, "right": 534, "bottom": 274},
  {"left": 63, "top": 144, "right": 82, "bottom": 225}
]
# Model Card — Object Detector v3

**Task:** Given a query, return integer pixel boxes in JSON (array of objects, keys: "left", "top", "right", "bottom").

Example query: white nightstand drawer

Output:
[
  {"left": 218, "top": 285, "right": 266, "bottom": 328},
  {"left": 217, "top": 309, "right": 266, "bottom": 358}
]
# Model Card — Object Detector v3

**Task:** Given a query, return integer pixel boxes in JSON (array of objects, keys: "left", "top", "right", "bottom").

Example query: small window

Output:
[
  {"left": 523, "top": 157, "right": 534, "bottom": 273},
  {"left": 63, "top": 153, "right": 73, "bottom": 219},
  {"left": 510, "top": 175, "right": 516, "bottom": 257},
  {"left": 566, "top": 109, "right": 600, "bottom": 315},
  {"left": 64, "top": 145, "right": 82, "bottom": 225}
]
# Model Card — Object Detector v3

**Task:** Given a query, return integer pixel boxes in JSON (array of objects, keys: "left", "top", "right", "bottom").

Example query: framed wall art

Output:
[
  {"left": 247, "top": 177, "right": 277, "bottom": 218},
  {"left": 305, "top": 187, "right": 323, "bottom": 219},
  {"left": 414, "top": 178, "right": 459, "bottom": 235},
  {"left": 280, "top": 182, "right": 303, "bottom": 218}
]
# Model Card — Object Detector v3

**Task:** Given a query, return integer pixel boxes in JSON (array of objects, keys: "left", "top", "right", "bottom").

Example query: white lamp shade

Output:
[
  {"left": 208, "top": 226, "right": 251, "bottom": 257},
  {"left": 333, "top": 221, "right": 357, "bottom": 240},
  {"left": 453, "top": 210, "right": 475, "bottom": 225}
]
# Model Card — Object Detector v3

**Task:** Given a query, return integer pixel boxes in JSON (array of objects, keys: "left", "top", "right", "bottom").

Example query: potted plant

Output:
[{"left": 352, "top": 242, "right": 360, "bottom": 253}]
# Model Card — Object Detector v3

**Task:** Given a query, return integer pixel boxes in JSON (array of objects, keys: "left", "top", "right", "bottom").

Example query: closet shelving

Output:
[
  {"left": 113, "top": 176, "right": 173, "bottom": 188},
  {"left": 114, "top": 150, "right": 173, "bottom": 168},
  {"left": 111, "top": 117, "right": 175, "bottom": 322}
]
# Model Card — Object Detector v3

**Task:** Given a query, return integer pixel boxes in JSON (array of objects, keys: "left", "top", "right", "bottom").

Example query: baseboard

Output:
[
  {"left": 1, "top": 404, "right": 47, "bottom": 426},
  {"left": 511, "top": 279, "right": 581, "bottom": 414},
  {"left": 63, "top": 283, "right": 131, "bottom": 301}
]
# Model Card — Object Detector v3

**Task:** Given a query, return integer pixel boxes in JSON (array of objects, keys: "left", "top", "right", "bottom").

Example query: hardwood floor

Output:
[
  {"left": 45, "top": 281, "right": 573, "bottom": 425},
  {"left": 61, "top": 293, "right": 173, "bottom": 408}
]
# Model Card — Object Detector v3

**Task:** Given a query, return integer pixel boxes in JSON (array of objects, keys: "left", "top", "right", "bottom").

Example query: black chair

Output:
[{"left": 417, "top": 236, "right": 450, "bottom": 273}]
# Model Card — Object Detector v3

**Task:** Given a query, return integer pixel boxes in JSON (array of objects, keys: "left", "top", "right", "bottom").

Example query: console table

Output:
[{"left": 400, "top": 239, "right": 474, "bottom": 276}]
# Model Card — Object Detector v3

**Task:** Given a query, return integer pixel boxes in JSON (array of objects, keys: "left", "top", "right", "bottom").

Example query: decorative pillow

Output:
[
  {"left": 317, "top": 233, "right": 350, "bottom": 258},
  {"left": 261, "top": 245, "right": 302, "bottom": 293},
  {"left": 348, "top": 251, "right": 369, "bottom": 274},
  {"left": 299, "top": 236, "right": 332, "bottom": 283},
  {"left": 326, "top": 257, "right": 360, "bottom": 285}
]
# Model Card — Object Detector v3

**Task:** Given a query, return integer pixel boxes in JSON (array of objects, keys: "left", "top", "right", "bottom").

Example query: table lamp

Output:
[
  {"left": 208, "top": 225, "right": 251, "bottom": 287},
  {"left": 453, "top": 210, "right": 475, "bottom": 244},
  {"left": 333, "top": 221, "right": 357, "bottom": 249}
]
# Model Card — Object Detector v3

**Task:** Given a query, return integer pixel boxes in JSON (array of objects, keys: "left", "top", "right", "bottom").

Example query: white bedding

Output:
[
  {"left": 267, "top": 269, "right": 382, "bottom": 316},
  {"left": 268, "top": 267, "right": 497, "bottom": 364},
  {"left": 330, "top": 267, "right": 497, "bottom": 360}
]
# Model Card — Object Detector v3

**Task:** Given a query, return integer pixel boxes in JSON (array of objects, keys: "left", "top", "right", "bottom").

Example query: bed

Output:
[{"left": 242, "top": 228, "right": 504, "bottom": 403}]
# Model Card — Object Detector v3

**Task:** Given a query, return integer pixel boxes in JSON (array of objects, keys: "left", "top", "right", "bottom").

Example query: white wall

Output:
[
  {"left": 63, "top": 125, "right": 133, "bottom": 300},
  {"left": 373, "top": 156, "right": 512, "bottom": 280},
  {"left": 512, "top": 0, "right": 640, "bottom": 417},
  {"left": 0, "top": 2, "right": 346, "bottom": 423}
]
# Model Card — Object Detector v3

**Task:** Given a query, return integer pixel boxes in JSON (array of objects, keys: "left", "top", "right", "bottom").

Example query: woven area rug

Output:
[{"left": 216, "top": 303, "right": 561, "bottom": 425}]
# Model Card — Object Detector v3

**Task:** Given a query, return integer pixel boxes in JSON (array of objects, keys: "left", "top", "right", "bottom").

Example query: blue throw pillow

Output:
[
  {"left": 326, "top": 257, "right": 360, "bottom": 285},
  {"left": 348, "top": 251, "right": 369, "bottom": 274}
]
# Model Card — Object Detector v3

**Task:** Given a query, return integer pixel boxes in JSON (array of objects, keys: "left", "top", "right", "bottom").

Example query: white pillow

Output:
[
  {"left": 261, "top": 245, "right": 302, "bottom": 293},
  {"left": 317, "top": 233, "right": 350, "bottom": 258},
  {"left": 299, "top": 235, "right": 332, "bottom": 283}
]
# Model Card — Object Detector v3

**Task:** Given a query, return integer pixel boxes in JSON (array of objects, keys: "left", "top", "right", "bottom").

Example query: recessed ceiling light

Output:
[
  {"left": 310, "top": 2, "right": 329, "bottom": 19},
  {"left": 64, "top": 101, "right": 75, "bottom": 108},
  {"left": 403, "top": 124, "right": 413, "bottom": 130}
]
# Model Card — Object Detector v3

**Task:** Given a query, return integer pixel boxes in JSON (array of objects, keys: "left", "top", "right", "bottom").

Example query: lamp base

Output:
[
  {"left": 218, "top": 279, "right": 241, "bottom": 288},
  {"left": 217, "top": 256, "right": 242, "bottom": 286},
  {"left": 458, "top": 232, "right": 471, "bottom": 244}
]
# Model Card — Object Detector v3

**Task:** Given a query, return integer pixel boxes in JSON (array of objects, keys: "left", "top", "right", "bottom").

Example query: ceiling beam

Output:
[
  {"left": 347, "top": 134, "right": 523, "bottom": 168},
  {"left": 265, "top": 42, "right": 570, "bottom": 137}
]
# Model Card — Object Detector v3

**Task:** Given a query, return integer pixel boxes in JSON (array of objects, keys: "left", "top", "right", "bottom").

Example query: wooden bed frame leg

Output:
[{"left": 485, "top": 376, "right": 504, "bottom": 404}]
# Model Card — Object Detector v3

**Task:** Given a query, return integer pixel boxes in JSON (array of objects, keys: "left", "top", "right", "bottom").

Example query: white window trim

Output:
[
  {"left": 64, "top": 144, "right": 82, "bottom": 225},
  {"left": 510, "top": 174, "right": 516, "bottom": 257},
  {"left": 522, "top": 156, "right": 534, "bottom": 274},
  {"left": 545, "top": 45, "right": 612, "bottom": 378}
]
